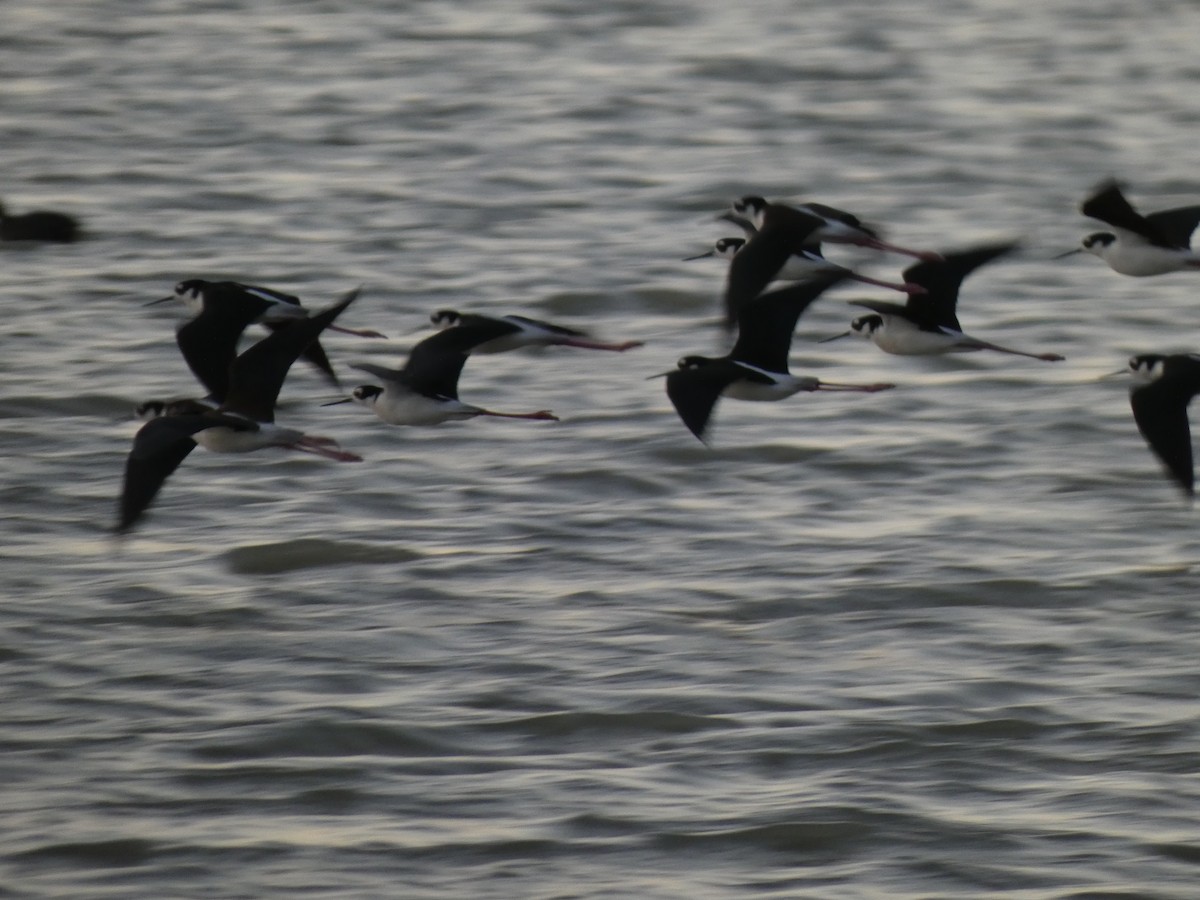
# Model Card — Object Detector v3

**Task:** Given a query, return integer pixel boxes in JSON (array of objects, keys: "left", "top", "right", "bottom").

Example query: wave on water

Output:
[{"left": 223, "top": 538, "right": 420, "bottom": 575}]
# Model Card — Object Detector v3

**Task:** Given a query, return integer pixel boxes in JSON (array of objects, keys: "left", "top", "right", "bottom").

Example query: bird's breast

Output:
[
  {"left": 193, "top": 422, "right": 295, "bottom": 453},
  {"left": 873, "top": 319, "right": 961, "bottom": 355},
  {"left": 723, "top": 374, "right": 815, "bottom": 402},
  {"left": 376, "top": 391, "right": 479, "bottom": 425}
]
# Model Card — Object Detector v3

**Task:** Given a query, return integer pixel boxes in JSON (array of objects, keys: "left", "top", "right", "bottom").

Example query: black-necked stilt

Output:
[
  {"left": 117, "top": 291, "right": 364, "bottom": 533},
  {"left": 429, "top": 309, "right": 643, "bottom": 353},
  {"left": 722, "top": 195, "right": 942, "bottom": 259},
  {"left": 652, "top": 273, "right": 893, "bottom": 443},
  {"left": 685, "top": 235, "right": 927, "bottom": 320},
  {"left": 1122, "top": 353, "right": 1200, "bottom": 498},
  {"left": 1058, "top": 179, "right": 1200, "bottom": 276},
  {"left": 148, "top": 280, "right": 384, "bottom": 388},
  {"left": 820, "top": 242, "right": 1065, "bottom": 362},
  {"left": 322, "top": 325, "right": 559, "bottom": 426},
  {"left": 0, "top": 199, "right": 79, "bottom": 242},
  {"left": 718, "top": 197, "right": 938, "bottom": 328},
  {"left": 139, "top": 281, "right": 294, "bottom": 413},
  {"left": 719, "top": 204, "right": 833, "bottom": 328}
]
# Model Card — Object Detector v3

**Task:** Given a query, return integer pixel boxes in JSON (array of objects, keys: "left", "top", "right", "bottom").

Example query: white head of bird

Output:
[
  {"left": 1080, "top": 232, "right": 1117, "bottom": 256},
  {"left": 349, "top": 385, "right": 384, "bottom": 407},
  {"left": 850, "top": 314, "right": 883, "bottom": 338},
  {"left": 682, "top": 237, "right": 745, "bottom": 262},
  {"left": 169, "top": 279, "right": 207, "bottom": 314},
  {"left": 1127, "top": 354, "right": 1166, "bottom": 386},
  {"left": 429, "top": 309, "right": 462, "bottom": 329},
  {"left": 730, "top": 195, "right": 769, "bottom": 230}
]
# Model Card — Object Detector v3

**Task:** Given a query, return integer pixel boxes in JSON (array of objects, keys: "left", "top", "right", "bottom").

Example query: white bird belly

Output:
[
  {"left": 1104, "top": 245, "right": 1197, "bottom": 276},
  {"left": 724, "top": 374, "right": 818, "bottom": 402},
  {"left": 194, "top": 422, "right": 300, "bottom": 453},
  {"left": 376, "top": 392, "right": 480, "bottom": 425},
  {"left": 873, "top": 319, "right": 963, "bottom": 355}
]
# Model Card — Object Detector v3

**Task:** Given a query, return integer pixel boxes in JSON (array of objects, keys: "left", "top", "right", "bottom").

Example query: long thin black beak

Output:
[
  {"left": 1053, "top": 247, "right": 1084, "bottom": 260},
  {"left": 320, "top": 397, "right": 353, "bottom": 406},
  {"left": 682, "top": 250, "right": 715, "bottom": 261},
  {"left": 818, "top": 331, "right": 852, "bottom": 344},
  {"left": 144, "top": 295, "right": 175, "bottom": 307},
  {"left": 646, "top": 371, "right": 673, "bottom": 380}
]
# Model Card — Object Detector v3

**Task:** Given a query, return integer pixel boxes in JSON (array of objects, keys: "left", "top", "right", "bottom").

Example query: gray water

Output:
[{"left": 5, "top": 1, "right": 1200, "bottom": 897}]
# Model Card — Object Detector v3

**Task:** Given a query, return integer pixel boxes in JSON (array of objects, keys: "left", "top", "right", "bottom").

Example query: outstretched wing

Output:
[
  {"left": 1131, "top": 378, "right": 1196, "bottom": 496},
  {"left": 723, "top": 208, "right": 825, "bottom": 327},
  {"left": 222, "top": 288, "right": 359, "bottom": 422},
  {"left": 730, "top": 274, "right": 848, "bottom": 373},
  {"left": 900, "top": 241, "right": 1018, "bottom": 331},
  {"left": 1080, "top": 179, "right": 1170, "bottom": 246},
  {"left": 175, "top": 288, "right": 275, "bottom": 402},
  {"left": 261, "top": 323, "right": 340, "bottom": 389},
  {"left": 665, "top": 360, "right": 744, "bottom": 443},
  {"left": 1144, "top": 206, "right": 1200, "bottom": 251},
  {"left": 397, "top": 325, "right": 498, "bottom": 398},
  {"left": 116, "top": 411, "right": 261, "bottom": 532},
  {"left": 116, "top": 416, "right": 206, "bottom": 532}
]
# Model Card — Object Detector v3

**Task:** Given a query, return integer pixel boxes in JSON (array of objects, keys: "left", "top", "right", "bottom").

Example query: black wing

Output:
[
  {"left": 723, "top": 208, "right": 825, "bottom": 327},
  {"left": 900, "top": 241, "right": 1018, "bottom": 330},
  {"left": 116, "top": 416, "right": 208, "bottom": 532},
  {"left": 1080, "top": 179, "right": 1169, "bottom": 246},
  {"left": 1131, "top": 376, "right": 1197, "bottom": 497},
  {"left": 221, "top": 288, "right": 359, "bottom": 422},
  {"left": 175, "top": 286, "right": 276, "bottom": 402},
  {"left": 665, "top": 360, "right": 745, "bottom": 443},
  {"left": 1144, "top": 206, "right": 1200, "bottom": 251},
  {"left": 396, "top": 325, "right": 498, "bottom": 398},
  {"left": 730, "top": 274, "right": 848, "bottom": 373},
  {"left": 262, "top": 323, "right": 340, "bottom": 389}
]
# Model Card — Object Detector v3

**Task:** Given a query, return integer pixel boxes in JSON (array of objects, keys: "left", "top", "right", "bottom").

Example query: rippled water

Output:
[{"left": 6, "top": 0, "right": 1200, "bottom": 896}]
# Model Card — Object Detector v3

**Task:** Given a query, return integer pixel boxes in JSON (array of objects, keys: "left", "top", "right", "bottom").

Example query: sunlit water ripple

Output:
[{"left": 5, "top": 0, "right": 1200, "bottom": 897}]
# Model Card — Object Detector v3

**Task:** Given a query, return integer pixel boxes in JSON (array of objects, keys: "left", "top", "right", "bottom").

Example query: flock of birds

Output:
[
  {"left": 117, "top": 280, "right": 652, "bottom": 533},
  {"left": 667, "top": 183, "right": 1200, "bottom": 506},
  {"left": 5, "top": 179, "right": 1200, "bottom": 534}
]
